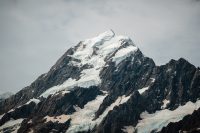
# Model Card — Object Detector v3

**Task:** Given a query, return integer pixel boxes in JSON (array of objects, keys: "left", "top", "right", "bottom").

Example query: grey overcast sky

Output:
[{"left": 0, "top": 0, "right": 200, "bottom": 94}]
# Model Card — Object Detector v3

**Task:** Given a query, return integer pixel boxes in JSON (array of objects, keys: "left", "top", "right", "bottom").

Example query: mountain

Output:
[{"left": 0, "top": 30, "right": 199, "bottom": 133}]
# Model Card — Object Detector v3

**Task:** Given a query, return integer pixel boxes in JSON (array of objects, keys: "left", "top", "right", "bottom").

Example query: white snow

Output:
[
  {"left": 100, "top": 94, "right": 130, "bottom": 115},
  {"left": 66, "top": 94, "right": 131, "bottom": 133},
  {"left": 8, "top": 109, "right": 15, "bottom": 113},
  {"left": 166, "top": 68, "right": 172, "bottom": 72},
  {"left": 27, "top": 119, "right": 32, "bottom": 124},
  {"left": 122, "top": 126, "right": 135, "bottom": 133},
  {"left": 73, "top": 105, "right": 81, "bottom": 112},
  {"left": 40, "top": 76, "right": 100, "bottom": 98},
  {"left": 95, "top": 95, "right": 131, "bottom": 123},
  {"left": 61, "top": 90, "right": 70, "bottom": 95},
  {"left": 0, "top": 118, "right": 23, "bottom": 131},
  {"left": 65, "top": 93, "right": 107, "bottom": 133},
  {"left": 112, "top": 45, "right": 138, "bottom": 65},
  {"left": 135, "top": 100, "right": 200, "bottom": 133},
  {"left": 26, "top": 98, "right": 40, "bottom": 105},
  {"left": 150, "top": 78, "right": 155, "bottom": 83},
  {"left": 40, "top": 30, "right": 138, "bottom": 98},
  {"left": 42, "top": 92, "right": 131, "bottom": 133},
  {"left": 161, "top": 99, "right": 170, "bottom": 109},
  {"left": 138, "top": 86, "right": 149, "bottom": 94},
  {"left": 68, "top": 60, "right": 81, "bottom": 67},
  {"left": 44, "top": 115, "right": 70, "bottom": 123}
]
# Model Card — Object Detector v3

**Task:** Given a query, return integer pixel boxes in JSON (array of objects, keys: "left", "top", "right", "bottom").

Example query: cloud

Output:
[{"left": 0, "top": 0, "right": 200, "bottom": 93}]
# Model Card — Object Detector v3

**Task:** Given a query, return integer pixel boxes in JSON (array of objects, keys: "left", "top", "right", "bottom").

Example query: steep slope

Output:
[{"left": 0, "top": 30, "right": 199, "bottom": 133}]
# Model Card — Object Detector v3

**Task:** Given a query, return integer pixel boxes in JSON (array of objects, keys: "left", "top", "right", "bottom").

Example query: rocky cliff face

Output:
[{"left": 0, "top": 30, "right": 199, "bottom": 133}]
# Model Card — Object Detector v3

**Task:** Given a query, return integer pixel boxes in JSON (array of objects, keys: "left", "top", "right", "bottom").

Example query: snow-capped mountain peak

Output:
[
  {"left": 1, "top": 31, "right": 199, "bottom": 133},
  {"left": 72, "top": 30, "right": 138, "bottom": 65},
  {"left": 40, "top": 30, "right": 138, "bottom": 98}
]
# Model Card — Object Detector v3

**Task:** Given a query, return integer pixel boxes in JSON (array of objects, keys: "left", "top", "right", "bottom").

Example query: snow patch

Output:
[
  {"left": 138, "top": 86, "right": 149, "bottom": 94},
  {"left": 61, "top": 90, "right": 70, "bottom": 95},
  {"left": 161, "top": 99, "right": 170, "bottom": 109},
  {"left": 150, "top": 78, "right": 155, "bottom": 83},
  {"left": 68, "top": 60, "right": 81, "bottom": 67},
  {"left": 73, "top": 105, "right": 81, "bottom": 112},
  {"left": 108, "top": 95, "right": 130, "bottom": 110},
  {"left": 40, "top": 75, "right": 100, "bottom": 98},
  {"left": 135, "top": 100, "right": 200, "bottom": 133},
  {"left": 8, "top": 109, "right": 15, "bottom": 113},
  {"left": 96, "top": 95, "right": 131, "bottom": 122},
  {"left": 112, "top": 45, "right": 138, "bottom": 65},
  {"left": 26, "top": 98, "right": 40, "bottom": 105},
  {"left": 44, "top": 115, "right": 70, "bottom": 123},
  {"left": 166, "top": 68, "right": 172, "bottom": 72},
  {"left": 27, "top": 119, "right": 32, "bottom": 124},
  {"left": 122, "top": 126, "right": 135, "bottom": 133}
]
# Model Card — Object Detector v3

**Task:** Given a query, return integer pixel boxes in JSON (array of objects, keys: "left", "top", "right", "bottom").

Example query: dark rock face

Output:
[
  {"left": 94, "top": 58, "right": 200, "bottom": 133},
  {"left": 96, "top": 50, "right": 155, "bottom": 118},
  {"left": 18, "top": 117, "right": 71, "bottom": 133},
  {"left": 0, "top": 102, "right": 37, "bottom": 127},
  {"left": 0, "top": 86, "right": 102, "bottom": 128},
  {"left": 36, "top": 86, "right": 102, "bottom": 116},
  {"left": 0, "top": 31, "right": 199, "bottom": 133},
  {"left": 0, "top": 47, "right": 86, "bottom": 114},
  {"left": 141, "top": 58, "right": 200, "bottom": 112},
  {"left": 96, "top": 91, "right": 145, "bottom": 133}
]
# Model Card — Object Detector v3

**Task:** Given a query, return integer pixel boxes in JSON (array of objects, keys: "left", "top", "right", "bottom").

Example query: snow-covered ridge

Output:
[{"left": 40, "top": 30, "right": 138, "bottom": 98}]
